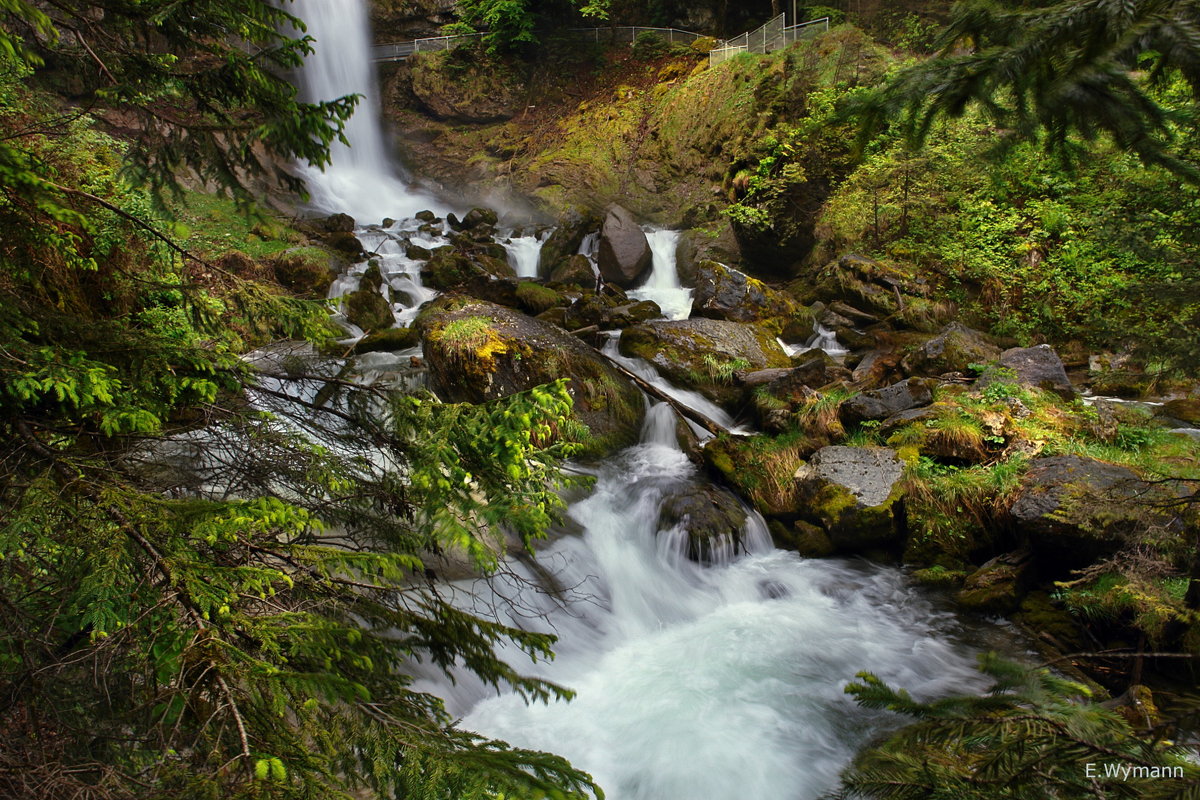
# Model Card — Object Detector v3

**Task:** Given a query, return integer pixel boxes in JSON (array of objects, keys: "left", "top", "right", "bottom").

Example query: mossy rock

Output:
[
  {"left": 422, "top": 250, "right": 514, "bottom": 291},
  {"left": 1159, "top": 398, "right": 1200, "bottom": 425},
  {"left": 768, "top": 518, "right": 834, "bottom": 558},
  {"left": 702, "top": 433, "right": 805, "bottom": 517},
  {"left": 548, "top": 253, "right": 596, "bottom": 287},
  {"left": 538, "top": 210, "right": 599, "bottom": 278},
  {"left": 910, "top": 566, "right": 969, "bottom": 588},
  {"left": 954, "top": 551, "right": 1033, "bottom": 615},
  {"left": 361, "top": 261, "right": 383, "bottom": 292},
  {"left": 657, "top": 485, "right": 749, "bottom": 564},
  {"left": 619, "top": 317, "right": 790, "bottom": 406},
  {"left": 794, "top": 446, "right": 905, "bottom": 553},
  {"left": 409, "top": 50, "right": 525, "bottom": 123},
  {"left": 344, "top": 289, "right": 394, "bottom": 332},
  {"left": 270, "top": 248, "right": 335, "bottom": 297},
  {"left": 416, "top": 298, "right": 642, "bottom": 458},
  {"left": 326, "top": 231, "right": 367, "bottom": 259},
  {"left": 901, "top": 322, "right": 1001, "bottom": 377},
  {"left": 691, "top": 260, "right": 797, "bottom": 324},
  {"left": 351, "top": 327, "right": 418, "bottom": 354},
  {"left": 515, "top": 282, "right": 567, "bottom": 315},
  {"left": 406, "top": 244, "right": 432, "bottom": 260}
]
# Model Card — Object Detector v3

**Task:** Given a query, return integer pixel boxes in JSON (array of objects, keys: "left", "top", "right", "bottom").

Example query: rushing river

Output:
[{"left": 292, "top": 3, "right": 1021, "bottom": 798}]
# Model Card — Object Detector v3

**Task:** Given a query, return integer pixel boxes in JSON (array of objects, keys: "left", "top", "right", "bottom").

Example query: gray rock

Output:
[
  {"left": 597, "top": 205, "right": 652, "bottom": 288},
  {"left": 901, "top": 322, "right": 1001, "bottom": 376},
  {"left": 841, "top": 378, "right": 935, "bottom": 426},
  {"left": 981, "top": 344, "right": 1075, "bottom": 399},
  {"left": 657, "top": 485, "right": 749, "bottom": 564},
  {"left": 691, "top": 260, "right": 795, "bottom": 322},
  {"left": 793, "top": 446, "right": 905, "bottom": 552},
  {"left": 1011, "top": 455, "right": 1181, "bottom": 567}
]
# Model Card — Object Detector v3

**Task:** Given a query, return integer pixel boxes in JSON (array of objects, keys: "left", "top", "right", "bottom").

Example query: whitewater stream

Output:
[{"left": 289, "top": 4, "right": 1022, "bottom": 798}]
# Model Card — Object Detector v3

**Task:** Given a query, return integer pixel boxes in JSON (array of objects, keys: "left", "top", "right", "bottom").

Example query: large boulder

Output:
[
  {"left": 840, "top": 378, "right": 935, "bottom": 427},
  {"left": 691, "top": 260, "right": 796, "bottom": 323},
  {"left": 793, "top": 446, "right": 905, "bottom": 553},
  {"left": 619, "top": 318, "right": 791, "bottom": 404},
  {"left": 980, "top": 344, "right": 1075, "bottom": 399},
  {"left": 657, "top": 485, "right": 749, "bottom": 564},
  {"left": 901, "top": 322, "right": 1002, "bottom": 377},
  {"left": 344, "top": 289, "right": 394, "bottom": 332},
  {"left": 417, "top": 298, "right": 643, "bottom": 457},
  {"left": 421, "top": 250, "right": 515, "bottom": 291},
  {"left": 597, "top": 205, "right": 652, "bottom": 288},
  {"left": 1010, "top": 455, "right": 1181, "bottom": 568}
]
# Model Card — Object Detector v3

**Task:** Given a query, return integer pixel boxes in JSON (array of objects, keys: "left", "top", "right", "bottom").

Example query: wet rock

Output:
[
  {"left": 981, "top": 344, "right": 1075, "bottom": 399},
  {"left": 901, "top": 322, "right": 1001, "bottom": 377},
  {"left": 421, "top": 250, "right": 515, "bottom": 291},
  {"left": 619, "top": 318, "right": 791, "bottom": 404},
  {"left": 326, "top": 231, "right": 367, "bottom": 260},
  {"left": 548, "top": 253, "right": 596, "bottom": 287},
  {"left": 851, "top": 349, "right": 904, "bottom": 388},
  {"left": 350, "top": 327, "right": 419, "bottom": 355},
  {"left": 597, "top": 205, "right": 652, "bottom": 288},
  {"left": 841, "top": 378, "right": 935, "bottom": 426},
  {"left": 691, "top": 260, "right": 795, "bottom": 323},
  {"left": 1158, "top": 398, "right": 1200, "bottom": 426},
  {"left": 462, "top": 207, "right": 498, "bottom": 229},
  {"left": 769, "top": 518, "right": 834, "bottom": 558},
  {"left": 794, "top": 446, "right": 905, "bottom": 552},
  {"left": 675, "top": 222, "right": 743, "bottom": 283},
  {"left": 322, "top": 212, "right": 355, "bottom": 233},
  {"left": 1010, "top": 455, "right": 1181, "bottom": 568},
  {"left": 417, "top": 298, "right": 643, "bottom": 457},
  {"left": 415, "top": 210, "right": 437, "bottom": 222},
  {"left": 406, "top": 244, "right": 432, "bottom": 260},
  {"left": 344, "top": 289, "right": 394, "bottom": 332},
  {"left": 658, "top": 485, "right": 748, "bottom": 564},
  {"left": 514, "top": 282, "right": 567, "bottom": 315},
  {"left": 955, "top": 551, "right": 1033, "bottom": 614},
  {"left": 538, "top": 209, "right": 598, "bottom": 277}
]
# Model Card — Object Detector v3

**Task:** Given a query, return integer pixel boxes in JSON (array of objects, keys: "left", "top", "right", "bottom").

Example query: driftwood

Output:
[{"left": 596, "top": 350, "right": 730, "bottom": 437}]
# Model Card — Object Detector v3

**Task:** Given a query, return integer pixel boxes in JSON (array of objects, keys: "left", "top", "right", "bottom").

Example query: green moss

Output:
[
  {"left": 515, "top": 282, "right": 565, "bottom": 314},
  {"left": 176, "top": 190, "right": 307, "bottom": 260}
]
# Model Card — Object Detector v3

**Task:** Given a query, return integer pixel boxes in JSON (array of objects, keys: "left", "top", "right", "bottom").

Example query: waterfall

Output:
[
  {"left": 414, "top": 399, "right": 998, "bottom": 800},
  {"left": 290, "top": 0, "right": 444, "bottom": 223},
  {"left": 629, "top": 229, "right": 693, "bottom": 320},
  {"left": 779, "top": 322, "right": 849, "bottom": 358},
  {"left": 503, "top": 233, "right": 545, "bottom": 279}
]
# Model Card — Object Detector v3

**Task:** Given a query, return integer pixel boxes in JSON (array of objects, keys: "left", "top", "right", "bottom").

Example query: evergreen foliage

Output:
[
  {"left": 835, "top": 654, "right": 1200, "bottom": 799},
  {"left": 0, "top": 6, "right": 600, "bottom": 799},
  {"left": 852, "top": 0, "right": 1200, "bottom": 178}
]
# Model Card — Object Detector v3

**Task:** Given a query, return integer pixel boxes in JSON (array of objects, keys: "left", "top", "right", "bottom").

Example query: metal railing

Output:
[
  {"left": 708, "top": 15, "right": 830, "bottom": 67},
  {"left": 372, "top": 26, "right": 703, "bottom": 62},
  {"left": 372, "top": 32, "right": 483, "bottom": 62},
  {"left": 568, "top": 26, "right": 704, "bottom": 45}
]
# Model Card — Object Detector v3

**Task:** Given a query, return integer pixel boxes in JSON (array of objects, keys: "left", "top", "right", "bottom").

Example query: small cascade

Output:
[
  {"left": 412, "top": 397, "right": 998, "bottom": 800},
  {"left": 326, "top": 222, "right": 450, "bottom": 336},
  {"left": 503, "top": 233, "right": 545, "bottom": 279},
  {"left": 290, "top": 0, "right": 444, "bottom": 222},
  {"left": 779, "top": 322, "right": 849, "bottom": 358},
  {"left": 601, "top": 337, "right": 748, "bottom": 436},
  {"left": 578, "top": 231, "right": 600, "bottom": 260},
  {"left": 629, "top": 229, "right": 693, "bottom": 320}
]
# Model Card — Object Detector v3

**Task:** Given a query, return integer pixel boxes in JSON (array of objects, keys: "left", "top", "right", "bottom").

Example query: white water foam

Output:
[
  {"left": 629, "top": 229, "right": 693, "bottom": 320},
  {"left": 416, "top": 402, "right": 996, "bottom": 800}
]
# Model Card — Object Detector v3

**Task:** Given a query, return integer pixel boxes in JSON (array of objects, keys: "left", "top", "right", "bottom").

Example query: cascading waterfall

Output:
[
  {"left": 629, "top": 229, "right": 693, "bottom": 320},
  {"left": 284, "top": 12, "right": 1022, "bottom": 795},
  {"left": 415, "top": 402, "right": 1000, "bottom": 800},
  {"left": 503, "top": 232, "right": 546, "bottom": 279},
  {"left": 290, "top": 0, "right": 444, "bottom": 222}
]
